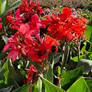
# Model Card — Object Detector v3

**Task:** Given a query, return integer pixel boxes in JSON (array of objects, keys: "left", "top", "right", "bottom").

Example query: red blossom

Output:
[
  {"left": 27, "top": 35, "right": 59, "bottom": 64},
  {"left": 42, "top": 7, "right": 87, "bottom": 42},
  {"left": 37, "top": 3, "right": 44, "bottom": 15},
  {"left": 62, "top": 7, "right": 71, "bottom": 18},
  {"left": 8, "top": 50, "right": 19, "bottom": 62},
  {"left": 3, "top": 32, "right": 28, "bottom": 61},
  {"left": 3, "top": 5, "right": 88, "bottom": 65},
  {"left": 27, "top": 65, "right": 38, "bottom": 83}
]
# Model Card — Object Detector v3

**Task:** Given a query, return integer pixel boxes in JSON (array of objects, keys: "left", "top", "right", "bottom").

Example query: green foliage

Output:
[
  {"left": 12, "top": 83, "right": 31, "bottom": 92},
  {"left": 32, "top": 78, "right": 42, "bottom": 92},
  {"left": 44, "top": 58, "right": 54, "bottom": 83},
  {"left": 60, "top": 67, "right": 84, "bottom": 89},
  {"left": 85, "top": 78, "right": 92, "bottom": 91},
  {"left": 67, "top": 77, "right": 90, "bottom": 92},
  {"left": 78, "top": 59, "right": 92, "bottom": 72},
  {"left": 85, "top": 25, "right": 92, "bottom": 41},
  {"left": 0, "top": 0, "right": 8, "bottom": 14},
  {"left": 42, "top": 77, "right": 65, "bottom": 92},
  {"left": 0, "top": 0, "right": 21, "bottom": 18},
  {"left": 0, "top": 59, "right": 25, "bottom": 89}
]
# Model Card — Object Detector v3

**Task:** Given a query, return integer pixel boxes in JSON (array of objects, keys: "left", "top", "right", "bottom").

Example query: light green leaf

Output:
[
  {"left": 67, "top": 77, "right": 90, "bottom": 92},
  {"left": 84, "top": 25, "right": 92, "bottom": 41},
  {"left": 72, "top": 55, "right": 83, "bottom": 62},
  {"left": 0, "top": 0, "right": 21, "bottom": 17},
  {"left": 0, "top": 59, "right": 9, "bottom": 86},
  {"left": 1, "top": 0, "right": 6, "bottom": 14},
  {"left": 32, "top": 77, "right": 42, "bottom": 92}
]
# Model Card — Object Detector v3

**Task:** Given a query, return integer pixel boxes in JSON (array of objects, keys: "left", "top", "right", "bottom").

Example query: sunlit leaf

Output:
[{"left": 67, "top": 77, "right": 90, "bottom": 92}]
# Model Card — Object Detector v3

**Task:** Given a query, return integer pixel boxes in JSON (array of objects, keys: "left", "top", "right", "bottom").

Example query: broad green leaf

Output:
[
  {"left": 0, "top": 0, "right": 21, "bottom": 17},
  {"left": 87, "top": 15, "right": 92, "bottom": 26},
  {"left": 87, "top": 33, "right": 92, "bottom": 52},
  {"left": 60, "top": 66, "right": 84, "bottom": 89},
  {"left": 1, "top": 0, "right": 8, "bottom": 14},
  {"left": 12, "top": 83, "right": 31, "bottom": 92},
  {"left": 32, "top": 77, "right": 42, "bottom": 92},
  {"left": 0, "top": 59, "right": 9, "bottom": 87},
  {"left": 67, "top": 77, "right": 90, "bottom": 92},
  {"left": 42, "top": 77, "right": 65, "bottom": 92},
  {"left": 84, "top": 25, "right": 92, "bottom": 41},
  {"left": 0, "top": 59, "right": 25, "bottom": 88},
  {"left": 85, "top": 78, "right": 92, "bottom": 91}
]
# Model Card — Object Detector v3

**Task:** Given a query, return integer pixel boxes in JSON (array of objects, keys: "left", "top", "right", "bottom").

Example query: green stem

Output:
[
  {"left": 78, "top": 41, "right": 80, "bottom": 62},
  {"left": 61, "top": 43, "right": 69, "bottom": 73}
]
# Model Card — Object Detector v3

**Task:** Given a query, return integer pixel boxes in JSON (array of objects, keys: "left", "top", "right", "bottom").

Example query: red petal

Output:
[
  {"left": 62, "top": 7, "right": 71, "bottom": 18},
  {"left": 8, "top": 50, "right": 18, "bottom": 62}
]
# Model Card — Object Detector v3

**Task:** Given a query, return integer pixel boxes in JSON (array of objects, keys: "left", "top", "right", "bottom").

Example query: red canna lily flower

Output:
[{"left": 62, "top": 7, "right": 71, "bottom": 18}]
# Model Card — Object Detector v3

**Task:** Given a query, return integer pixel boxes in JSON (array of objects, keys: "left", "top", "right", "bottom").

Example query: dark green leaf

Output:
[
  {"left": 0, "top": 59, "right": 25, "bottom": 88},
  {"left": 78, "top": 59, "right": 92, "bottom": 72},
  {"left": 85, "top": 78, "right": 92, "bottom": 91},
  {"left": 12, "top": 83, "right": 31, "bottom": 92},
  {"left": 60, "top": 66, "right": 84, "bottom": 89}
]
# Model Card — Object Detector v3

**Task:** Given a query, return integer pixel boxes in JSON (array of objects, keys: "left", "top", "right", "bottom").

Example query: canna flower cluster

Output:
[
  {"left": 42, "top": 7, "right": 88, "bottom": 42},
  {"left": 5, "top": 0, "right": 44, "bottom": 30},
  {"left": 3, "top": 0, "right": 88, "bottom": 84},
  {"left": 3, "top": 14, "right": 59, "bottom": 63}
]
